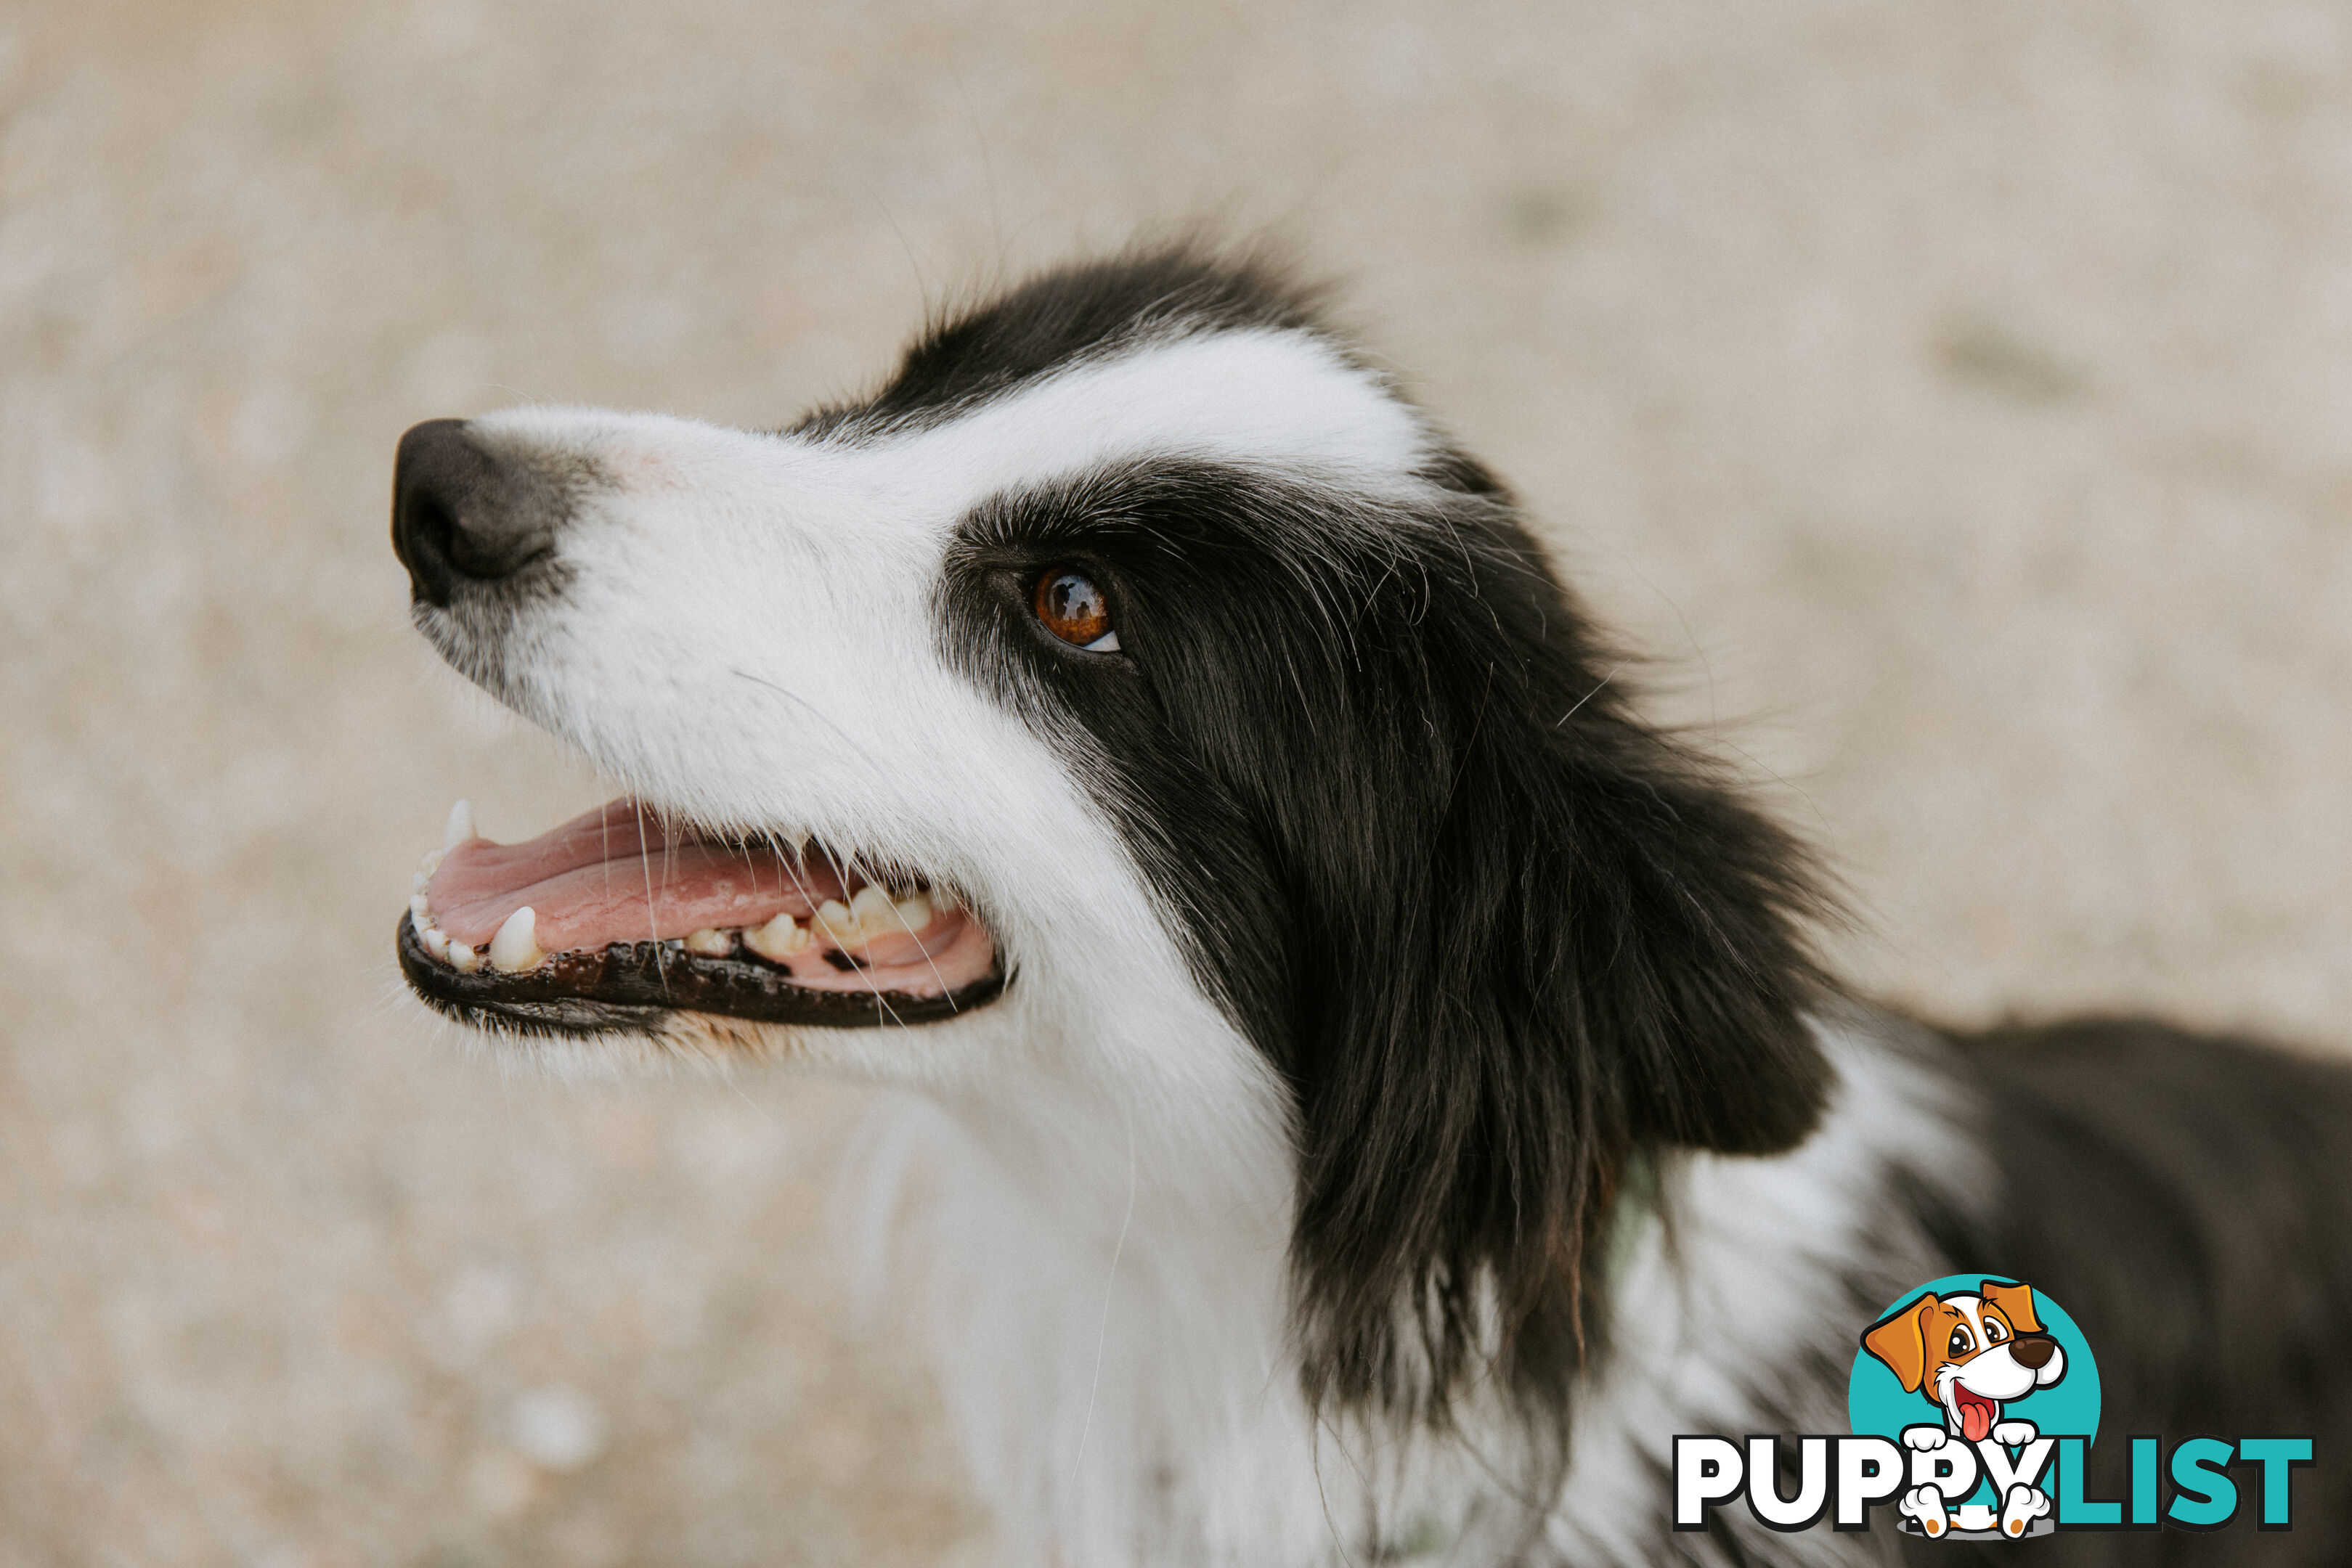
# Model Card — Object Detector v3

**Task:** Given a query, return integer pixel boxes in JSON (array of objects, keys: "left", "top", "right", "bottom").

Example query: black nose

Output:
[
  {"left": 391, "top": 419, "right": 563, "bottom": 606},
  {"left": 2009, "top": 1333, "right": 2057, "bottom": 1369}
]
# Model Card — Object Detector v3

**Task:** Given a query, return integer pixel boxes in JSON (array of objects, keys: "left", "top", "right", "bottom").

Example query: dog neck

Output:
[
  {"left": 847, "top": 993, "right": 1496, "bottom": 1565},
  {"left": 849, "top": 1010, "right": 1978, "bottom": 1564}
]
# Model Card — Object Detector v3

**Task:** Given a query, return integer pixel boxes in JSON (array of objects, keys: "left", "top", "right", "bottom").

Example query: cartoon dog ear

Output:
[
  {"left": 1862, "top": 1294, "right": 1941, "bottom": 1393},
  {"left": 1980, "top": 1279, "right": 2044, "bottom": 1336}
]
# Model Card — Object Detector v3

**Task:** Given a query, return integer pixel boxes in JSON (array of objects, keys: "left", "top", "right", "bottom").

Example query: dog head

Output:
[
  {"left": 1862, "top": 1279, "right": 2067, "bottom": 1442},
  {"left": 389, "top": 245, "right": 1834, "bottom": 1441}
]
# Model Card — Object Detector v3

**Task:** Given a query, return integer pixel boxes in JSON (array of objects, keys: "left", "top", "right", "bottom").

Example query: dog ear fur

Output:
[
  {"left": 965, "top": 456, "right": 1838, "bottom": 1446},
  {"left": 1863, "top": 1294, "right": 1941, "bottom": 1393},
  {"left": 1263, "top": 489, "right": 1836, "bottom": 1435},
  {"left": 1981, "top": 1278, "right": 2044, "bottom": 1336}
]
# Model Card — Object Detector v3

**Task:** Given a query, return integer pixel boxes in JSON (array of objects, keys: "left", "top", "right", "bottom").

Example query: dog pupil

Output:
[{"left": 1038, "top": 571, "right": 1107, "bottom": 642}]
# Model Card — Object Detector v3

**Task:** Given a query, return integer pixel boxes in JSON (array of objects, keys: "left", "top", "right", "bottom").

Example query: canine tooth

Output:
[
  {"left": 682, "top": 927, "right": 733, "bottom": 957},
  {"left": 813, "top": 899, "right": 858, "bottom": 944},
  {"left": 448, "top": 940, "right": 480, "bottom": 972},
  {"left": 744, "top": 910, "right": 809, "bottom": 961},
  {"left": 892, "top": 892, "right": 933, "bottom": 932},
  {"left": 848, "top": 885, "right": 898, "bottom": 940},
  {"left": 488, "top": 906, "right": 544, "bottom": 972},
  {"left": 423, "top": 926, "right": 450, "bottom": 959},
  {"left": 444, "top": 799, "right": 475, "bottom": 850},
  {"left": 410, "top": 892, "right": 431, "bottom": 923}
]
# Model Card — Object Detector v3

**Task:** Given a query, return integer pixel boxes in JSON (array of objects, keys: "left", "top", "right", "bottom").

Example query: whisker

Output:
[
  {"left": 1553, "top": 663, "right": 1624, "bottom": 730},
  {"left": 632, "top": 798, "right": 669, "bottom": 997},
  {"left": 1070, "top": 1093, "right": 1137, "bottom": 1493},
  {"left": 729, "top": 669, "right": 888, "bottom": 771}
]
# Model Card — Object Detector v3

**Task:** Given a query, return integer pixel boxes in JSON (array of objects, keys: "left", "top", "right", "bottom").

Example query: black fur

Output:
[
  {"left": 1914, "top": 1018, "right": 2352, "bottom": 1565},
  {"left": 386, "top": 237, "right": 2352, "bottom": 1559},
  {"left": 900, "top": 248, "right": 2352, "bottom": 1561},
  {"left": 939, "top": 444, "right": 1832, "bottom": 1455},
  {"left": 793, "top": 245, "right": 1341, "bottom": 441}
]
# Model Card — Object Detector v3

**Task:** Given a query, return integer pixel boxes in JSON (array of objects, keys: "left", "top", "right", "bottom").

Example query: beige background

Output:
[{"left": 4, "top": 2, "right": 2349, "bottom": 1563}]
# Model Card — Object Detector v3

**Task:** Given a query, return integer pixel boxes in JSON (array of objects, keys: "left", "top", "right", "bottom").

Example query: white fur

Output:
[
  {"left": 1543, "top": 1020, "right": 1980, "bottom": 1565},
  {"left": 414, "top": 327, "right": 1985, "bottom": 1563}
]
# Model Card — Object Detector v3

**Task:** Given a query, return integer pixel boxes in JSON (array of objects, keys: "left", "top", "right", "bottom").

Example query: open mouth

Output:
[
  {"left": 398, "top": 800, "right": 1006, "bottom": 1036},
  {"left": 1949, "top": 1384, "right": 1998, "bottom": 1445}
]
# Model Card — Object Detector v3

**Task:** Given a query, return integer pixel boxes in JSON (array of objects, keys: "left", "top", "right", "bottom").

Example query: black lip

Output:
[{"left": 396, "top": 914, "right": 1009, "bottom": 1038}]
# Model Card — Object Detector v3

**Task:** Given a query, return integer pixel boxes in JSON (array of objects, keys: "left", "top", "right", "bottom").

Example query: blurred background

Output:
[{"left": 4, "top": 1, "right": 2349, "bottom": 1563}]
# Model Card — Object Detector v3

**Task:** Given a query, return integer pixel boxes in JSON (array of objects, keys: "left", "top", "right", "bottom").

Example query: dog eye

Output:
[
  {"left": 1985, "top": 1320, "right": 2006, "bottom": 1342},
  {"left": 1949, "top": 1327, "right": 1974, "bottom": 1355},
  {"left": 1033, "top": 569, "right": 1120, "bottom": 653}
]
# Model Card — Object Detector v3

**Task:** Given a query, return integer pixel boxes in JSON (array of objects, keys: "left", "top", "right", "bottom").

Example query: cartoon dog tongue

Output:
[{"left": 1953, "top": 1387, "right": 1997, "bottom": 1443}]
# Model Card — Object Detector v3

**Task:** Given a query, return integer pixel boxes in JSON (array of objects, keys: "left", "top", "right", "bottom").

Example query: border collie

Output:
[{"left": 388, "top": 247, "right": 2352, "bottom": 1564}]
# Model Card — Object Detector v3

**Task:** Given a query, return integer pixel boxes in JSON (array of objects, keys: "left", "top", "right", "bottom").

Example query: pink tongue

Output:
[
  {"left": 1959, "top": 1395, "right": 1994, "bottom": 1444},
  {"left": 428, "top": 801, "right": 848, "bottom": 950}
]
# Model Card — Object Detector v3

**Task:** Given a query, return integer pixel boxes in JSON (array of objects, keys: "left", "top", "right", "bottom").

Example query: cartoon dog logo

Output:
[{"left": 1861, "top": 1279, "right": 2067, "bottom": 1539}]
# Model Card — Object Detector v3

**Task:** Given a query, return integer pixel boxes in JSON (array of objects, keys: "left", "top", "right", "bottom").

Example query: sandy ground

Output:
[{"left": 3, "top": 1, "right": 2349, "bottom": 1563}]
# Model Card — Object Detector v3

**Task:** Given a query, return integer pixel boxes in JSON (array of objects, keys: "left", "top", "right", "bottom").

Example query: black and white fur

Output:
[{"left": 394, "top": 248, "right": 2352, "bottom": 1564}]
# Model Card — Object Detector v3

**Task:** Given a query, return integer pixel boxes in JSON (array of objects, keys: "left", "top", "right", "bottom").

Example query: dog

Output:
[
  {"left": 1863, "top": 1280, "right": 2066, "bottom": 1540},
  {"left": 389, "top": 245, "right": 2352, "bottom": 1564}
]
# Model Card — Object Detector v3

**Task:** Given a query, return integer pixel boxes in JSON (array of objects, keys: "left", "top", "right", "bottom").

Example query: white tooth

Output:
[
  {"left": 488, "top": 906, "right": 544, "bottom": 972},
  {"left": 412, "top": 870, "right": 430, "bottom": 893},
  {"left": 892, "top": 893, "right": 933, "bottom": 933},
  {"left": 682, "top": 927, "right": 733, "bottom": 957},
  {"left": 423, "top": 926, "right": 450, "bottom": 959},
  {"left": 444, "top": 799, "right": 475, "bottom": 851},
  {"left": 744, "top": 910, "right": 809, "bottom": 962},
  {"left": 410, "top": 892, "right": 431, "bottom": 924},
  {"left": 848, "top": 886, "right": 897, "bottom": 941},
  {"left": 813, "top": 898, "right": 858, "bottom": 944},
  {"left": 448, "top": 941, "right": 480, "bottom": 972},
  {"left": 420, "top": 848, "right": 444, "bottom": 876},
  {"left": 837, "top": 883, "right": 889, "bottom": 944}
]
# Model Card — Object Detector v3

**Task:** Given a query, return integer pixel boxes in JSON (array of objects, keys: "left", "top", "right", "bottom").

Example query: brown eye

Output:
[{"left": 1033, "top": 569, "right": 1120, "bottom": 652}]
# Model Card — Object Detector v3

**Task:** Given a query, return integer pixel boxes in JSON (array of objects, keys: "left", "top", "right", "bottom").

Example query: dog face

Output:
[
  {"left": 1862, "top": 1280, "right": 2067, "bottom": 1442},
  {"left": 390, "top": 269, "right": 1418, "bottom": 1079},
  {"left": 390, "top": 248, "right": 1835, "bottom": 1437}
]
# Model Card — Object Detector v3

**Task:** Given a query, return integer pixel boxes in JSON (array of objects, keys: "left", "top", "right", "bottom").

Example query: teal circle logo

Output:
[{"left": 1847, "top": 1276, "right": 2100, "bottom": 1528}]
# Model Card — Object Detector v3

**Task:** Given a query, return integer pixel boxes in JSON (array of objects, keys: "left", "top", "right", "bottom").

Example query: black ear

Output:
[
  {"left": 944, "top": 454, "right": 1832, "bottom": 1442},
  {"left": 1531, "top": 716, "right": 1835, "bottom": 1156},
  {"left": 1269, "top": 494, "right": 1834, "bottom": 1440}
]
